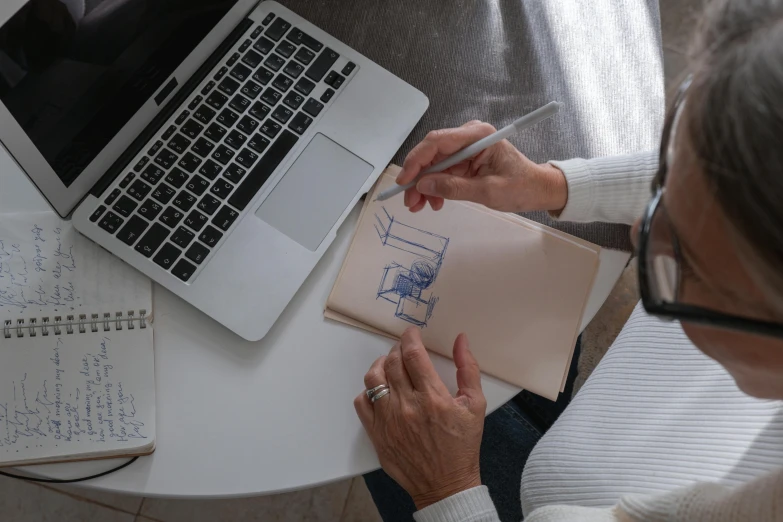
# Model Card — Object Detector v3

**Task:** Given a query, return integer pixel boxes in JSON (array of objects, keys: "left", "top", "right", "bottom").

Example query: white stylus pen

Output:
[{"left": 374, "top": 101, "right": 563, "bottom": 202}]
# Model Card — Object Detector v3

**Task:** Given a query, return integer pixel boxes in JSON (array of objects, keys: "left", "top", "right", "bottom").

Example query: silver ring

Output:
[
  {"left": 366, "top": 384, "right": 388, "bottom": 399},
  {"left": 370, "top": 388, "right": 391, "bottom": 403}
]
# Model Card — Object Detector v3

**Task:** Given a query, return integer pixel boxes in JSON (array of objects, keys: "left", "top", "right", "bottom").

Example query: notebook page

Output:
[
  {"left": 0, "top": 212, "right": 151, "bottom": 321},
  {"left": 0, "top": 327, "right": 155, "bottom": 466}
]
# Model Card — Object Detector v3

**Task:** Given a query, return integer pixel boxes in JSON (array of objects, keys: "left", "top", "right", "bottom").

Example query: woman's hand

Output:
[
  {"left": 354, "top": 327, "right": 487, "bottom": 510},
  {"left": 397, "top": 120, "right": 568, "bottom": 213}
]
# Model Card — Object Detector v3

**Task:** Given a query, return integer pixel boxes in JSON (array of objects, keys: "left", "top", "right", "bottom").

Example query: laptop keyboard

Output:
[{"left": 88, "top": 12, "right": 357, "bottom": 283}]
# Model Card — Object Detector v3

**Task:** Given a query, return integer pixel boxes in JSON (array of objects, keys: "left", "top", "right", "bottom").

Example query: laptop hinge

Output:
[{"left": 90, "top": 18, "right": 254, "bottom": 199}]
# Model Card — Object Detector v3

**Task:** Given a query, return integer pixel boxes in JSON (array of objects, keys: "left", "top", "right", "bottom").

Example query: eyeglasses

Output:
[{"left": 637, "top": 75, "right": 783, "bottom": 338}]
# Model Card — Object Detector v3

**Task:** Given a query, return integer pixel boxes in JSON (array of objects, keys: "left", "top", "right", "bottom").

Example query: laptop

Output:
[{"left": 0, "top": 0, "right": 428, "bottom": 341}]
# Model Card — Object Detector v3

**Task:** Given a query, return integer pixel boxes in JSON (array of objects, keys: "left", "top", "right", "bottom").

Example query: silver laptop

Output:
[{"left": 0, "top": 0, "right": 428, "bottom": 340}]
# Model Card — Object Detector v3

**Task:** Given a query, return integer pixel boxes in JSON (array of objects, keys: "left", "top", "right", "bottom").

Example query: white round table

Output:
[{"left": 1, "top": 147, "right": 630, "bottom": 497}]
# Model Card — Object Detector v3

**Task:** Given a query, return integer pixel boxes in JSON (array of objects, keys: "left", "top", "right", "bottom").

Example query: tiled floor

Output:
[{"left": 1, "top": 1, "right": 698, "bottom": 520}]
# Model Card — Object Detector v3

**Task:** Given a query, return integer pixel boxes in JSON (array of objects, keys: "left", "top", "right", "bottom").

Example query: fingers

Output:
[
  {"left": 399, "top": 327, "right": 448, "bottom": 393},
  {"left": 453, "top": 334, "right": 486, "bottom": 412},
  {"left": 357, "top": 355, "right": 387, "bottom": 429},
  {"left": 384, "top": 342, "right": 413, "bottom": 395},
  {"left": 416, "top": 173, "right": 500, "bottom": 206},
  {"left": 364, "top": 355, "right": 388, "bottom": 389}
]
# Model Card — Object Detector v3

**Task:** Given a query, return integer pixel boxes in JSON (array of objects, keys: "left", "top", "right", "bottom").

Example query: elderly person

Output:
[{"left": 354, "top": 0, "right": 783, "bottom": 520}]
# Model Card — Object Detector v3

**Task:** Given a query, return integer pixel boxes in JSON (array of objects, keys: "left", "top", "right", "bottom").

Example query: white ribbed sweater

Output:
[{"left": 413, "top": 151, "right": 783, "bottom": 522}]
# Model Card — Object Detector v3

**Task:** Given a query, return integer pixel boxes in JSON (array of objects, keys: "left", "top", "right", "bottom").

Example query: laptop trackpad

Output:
[{"left": 255, "top": 133, "right": 374, "bottom": 251}]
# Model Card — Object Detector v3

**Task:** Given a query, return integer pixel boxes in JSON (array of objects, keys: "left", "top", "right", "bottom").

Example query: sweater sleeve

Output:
[
  {"left": 548, "top": 151, "right": 659, "bottom": 225},
  {"left": 413, "top": 486, "right": 501, "bottom": 522}
]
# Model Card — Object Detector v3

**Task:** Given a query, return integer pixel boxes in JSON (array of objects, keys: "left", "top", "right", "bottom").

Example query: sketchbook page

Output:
[
  {"left": 0, "top": 327, "right": 155, "bottom": 466},
  {"left": 327, "top": 173, "right": 599, "bottom": 400},
  {"left": 0, "top": 212, "right": 151, "bottom": 321}
]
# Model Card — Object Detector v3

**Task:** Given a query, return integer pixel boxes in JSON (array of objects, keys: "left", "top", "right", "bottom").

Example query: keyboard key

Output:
[
  {"left": 116, "top": 215, "right": 148, "bottom": 246},
  {"left": 133, "top": 156, "right": 150, "bottom": 172},
  {"left": 272, "top": 105, "right": 293, "bottom": 124},
  {"left": 166, "top": 167, "right": 190, "bottom": 188},
  {"left": 152, "top": 183, "right": 176, "bottom": 204},
  {"left": 229, "top": 130, "right": 298, "bottom": 210},
  {"left": 252, "top": 67, "right": 274, "bottom": 85},
  {"left": 89, "top": 205, "right": 106, "bottom": 222},
  {"left": 239, "top": 38, "right": 252, "bottom": 53},
  {"left": 135, "top": 223, "right": 169, "bottom": 258},
  {"left": 128, "top": 179, "right": 152, "bottom": 201},
  {"left": 184, "top": 210, "right": 209, "bottom": 232},
  {"left": 171, "top": 226, "right": 195, "bottom": 248},
  {"left": 185, "top": 243, "right": 210, "bottom": 265},
  {"left": 242, "top": 50, "right": 263, "bottom": 69},
  {"left": 210, "top": 180, "right": 234, "bottom": 200},
  {"left": 119, "top": 172, "right": 135, "bottom": 189},
  {"left": 112, "top": 195, "right": 137, "bottom": 217},
  {"left": 276, "top": 40, "right": 296, "bottom": 58},
  {"left": 265, "top": 54, "right": 285, "bottom": 72},
  {"left": 342, "top": 62, "right": 356, "bottom": 75},
  {"left": 181, "top": 119, "right": 204, "bottom": 139},
  {"left": 283, "top": 91, "right": 305, "bottom": 110},
  {"left": 216, "top": 108, "right": 239, "bottom": 127},
  {"left": 175, "top": 110, "right": 190, "bottom": 125},
  {"left": 330, "top": 74, "right": 345, "bottom": 89},
  {"left": 191, "top": 137, "right": 216, "bottom": 158},
  {"left": 141, "top": 164, "right": 165, "bottom": 185},
  {"left": 194, "top": 104, "right": 216, "bottom": 124},
  {"left": 173, "top": 190, "right": 197, "bottom": 211},
  {"left": 206, "top": 91, "right": 228, "bottom": 110},
  {"left": 138, "top": 199, "right": 163, "bottom": 220},
  {"left": 226, "top": 52, "right": 240, "bottom": 67},
  {"left": 98, "top": 211, "right": 124, "bottom": 234},
  {"left": 320, "top": 88, "right": 335, "bottom": 103},
  {"left": 230, "top": 63, "right": 252, "bottom": 82},
  {"left": 229, "top": 94, "right": 251, "bottom": 113},
  {"left": 162, "top": 125, "right": 177, "bottom": 140},
  {"left": 199, "top": 225, "right": 223, "bottom": 248},
  {"left": 272, "top": 73, "right": 293, "bottom": 92},
  {"left": 260, "top": 119, "right": 282, "bottom": 139},
  {"left": 105, "top": 188, "right": 121, "bottom": 205},
  {"left": 186, "top": 175, "right": 210, "bottom": 196},
  {"left": 283, "top": 61, "right": 304, "bottom": 79},
  {"left": 153, "top": 243, "right": 182, "bottom": 271},
  {"left": 294, "top": 77, "right": 316, "bottom": 95},
  {"left": 201, "top": 80, "right": 216, "bottom": 96},
  {"left": 288, "top": 112, "right": 313, "bottom": 135},
  {"left": 178, "top": 152, "right": 203, "bottom": 173},
  {"left": 236, "top": 115, "right": 259, "bottom": 135},
  {"left": 251, "top": 25, "right": 263, "bottom": 39},
  {"left": 148, "top": 140, "right": 163, "bottom": 156},
  {"left": 241, "top": 80, "right": 263, "bottom": 99},
  {"left": 224, "top": 163, "right": 247, "bottom": 183},
  {"left": 168, "top": 133, "right": 192, "bottom": 154},
  {"left": 172, "top": 259, "right": 196, "bottom": 282},
  {"left": 303, "top": 97, "right": 324, "bottom": 117},
  {"left": 212, "top": 206, "right": 240, "bottom": 231},
  {"left": 254, "top": 36, "right": 275, "bottom": 55},
  {"left": 305, "top": 48, "right": 339, "bottom": 82},
  {"left": 188, "top": 96, "right": 203, "bottom": 111},
  {"left": 261, "top": 87, "right": 282, "bottom": 106},
  {"left": 250, "top": 102, "right": 271, "bottom": 120},
  {"left": 205, "top": 123, "right": 228, "bottom": 142},
  {"left": 265, "top": 17, "right": 291, "bottom": 41},
  {"left": 225, "top": 129, "right": 248, "bottom": 150},
  {"left": 154, "top": 148, "right": 177, "bottom": 169},
  {"left": 294, "top": 47, "right": 315, "bottom": 65},
  {"left": 199, "top": 159, "right": 223, "bottom": 180},
  {"left": 248, "top": 134, "right": 270, "bottom": 154},
  {"left": 214, "top": 66, "right": 228, "bottom": 80},
  {"left": 198, "top": 194, "right": 222, "bottom": 214},
  {"left": 212, "top": 145, "right": 236, "bottom": 165},
  {"left": 261, "top": 13, "right": 275, "bottom": 26},
  {"left": 160, "top": 207, "right": 184, "bottom": 228},
  {"left": 218, "top": 77, "right": 240, "bottom": 96},
  {"left": 287, "top": 28, "right": 323, "bottom": 52}
]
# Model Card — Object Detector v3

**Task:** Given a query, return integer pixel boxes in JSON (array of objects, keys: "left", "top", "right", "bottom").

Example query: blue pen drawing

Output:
[{"left": 374, "top": 207, "right": 449, "bottom": 327}]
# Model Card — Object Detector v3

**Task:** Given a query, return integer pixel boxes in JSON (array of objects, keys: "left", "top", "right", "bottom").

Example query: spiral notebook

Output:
[{"left": 0, "top": 212, "right": 155, "bottom": 467}]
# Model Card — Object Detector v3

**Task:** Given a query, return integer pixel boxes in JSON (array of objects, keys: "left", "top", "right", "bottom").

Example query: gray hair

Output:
[{"left": 686, "top": 0, "right": 783, "bottom": 307}]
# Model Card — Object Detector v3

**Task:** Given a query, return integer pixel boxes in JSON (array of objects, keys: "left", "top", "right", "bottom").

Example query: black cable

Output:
[{"left": 0, "top": 457, "right": 138, "bottom": 484}]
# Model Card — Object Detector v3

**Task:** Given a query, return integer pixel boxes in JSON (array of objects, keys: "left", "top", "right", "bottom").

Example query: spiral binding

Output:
[{"left": 3, "top": 309, "right": 148, "bottom": 339}]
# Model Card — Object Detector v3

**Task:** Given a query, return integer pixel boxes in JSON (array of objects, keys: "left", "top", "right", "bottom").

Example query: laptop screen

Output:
[{"left": 0, "top": 0, "right": 239, "bottom": 187}]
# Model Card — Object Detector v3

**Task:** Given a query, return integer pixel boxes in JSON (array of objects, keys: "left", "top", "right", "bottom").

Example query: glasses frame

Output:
[{"left": 637, "top": 76, "right": 783, "bottom": 338}]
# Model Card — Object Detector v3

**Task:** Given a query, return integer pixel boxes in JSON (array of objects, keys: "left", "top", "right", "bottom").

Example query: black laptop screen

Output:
[{"left": 0, "top": 0, "right": 239, "bottom": 187}]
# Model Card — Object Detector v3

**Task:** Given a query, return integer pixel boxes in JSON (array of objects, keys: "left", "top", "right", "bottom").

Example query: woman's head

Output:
[{"left": 633, "top": 0, "right": 783, "bottom": 398}]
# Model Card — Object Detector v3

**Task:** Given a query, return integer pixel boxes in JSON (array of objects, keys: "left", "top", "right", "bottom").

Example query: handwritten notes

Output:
[
  {"left": 0, "top": 212, "right": 150, "bottom": 318},
  {"left": 0, "top": 329, "right": 155, "bottom": 465}
]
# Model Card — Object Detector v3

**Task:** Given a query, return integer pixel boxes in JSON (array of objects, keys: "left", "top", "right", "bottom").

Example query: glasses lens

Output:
[{"left": 645, "top": 203, "right": 680, "bottom": 304}]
